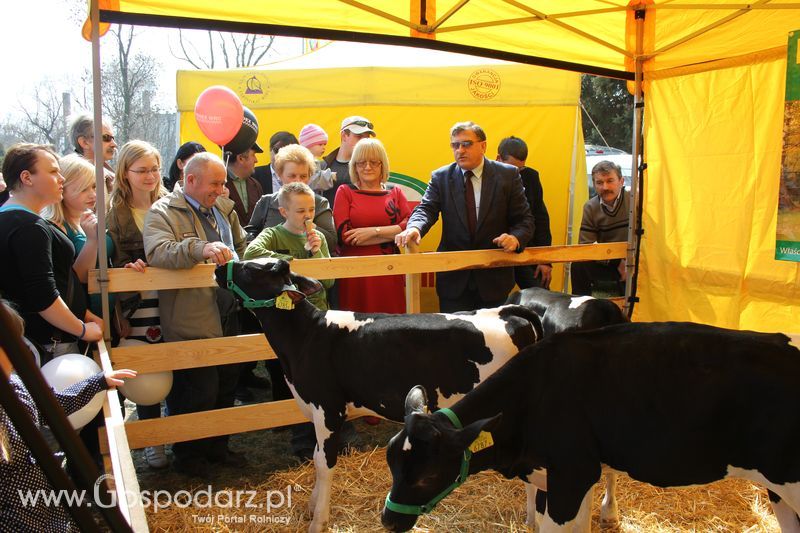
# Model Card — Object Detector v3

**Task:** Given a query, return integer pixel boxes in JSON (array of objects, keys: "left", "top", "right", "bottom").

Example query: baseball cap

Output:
[{"left": 341, "top": 116, "right": 375, "bottom": 136}]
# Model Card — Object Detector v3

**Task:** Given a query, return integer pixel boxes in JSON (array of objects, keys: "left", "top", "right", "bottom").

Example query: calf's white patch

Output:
[
  {"left": 324, "top": 310, "right": 375, "bottom": 332},
  {"left": 442, "top": 307, "right": 521, "bottom": 382},
  {"left": 568, "top": 295, "right": 594, "bottom": 309}
]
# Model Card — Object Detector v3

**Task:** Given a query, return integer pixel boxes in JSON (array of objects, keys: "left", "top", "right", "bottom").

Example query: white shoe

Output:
[{"left": 145, "top": 445, "right": 168, "bottom": 469}]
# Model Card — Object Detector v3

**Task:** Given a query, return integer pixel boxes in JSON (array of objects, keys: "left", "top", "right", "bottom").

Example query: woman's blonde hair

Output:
[
  {"left": 349, "top": 138, "right": 389, "bottom": 188},
  {"left": 111, "top": 140, "right": 166, "bottom": 210},
  {"left": 43, "top": 154, "right": 96, "bottom": 231},
  {"left": 274, "top": 144, "right": 315, "bottom": 179}
]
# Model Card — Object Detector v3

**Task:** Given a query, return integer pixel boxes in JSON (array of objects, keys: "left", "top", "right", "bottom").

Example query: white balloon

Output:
[
  {"left": 117, "top": 338, "right": 173, "bottom": 406},
  {"left": 119, "top": 372, "right": 172, "bottom": 406},
  {"left": 40, "top": 353, "right": 104, "bottom": 430}
]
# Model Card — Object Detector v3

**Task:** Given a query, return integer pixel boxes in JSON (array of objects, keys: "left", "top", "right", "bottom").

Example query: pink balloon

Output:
[{"left": 194, "top": 86, "right": 244, "bottom": 146}]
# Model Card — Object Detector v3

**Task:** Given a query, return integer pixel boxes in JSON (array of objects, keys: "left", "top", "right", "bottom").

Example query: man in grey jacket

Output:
[
  {"left": 571, "top": 160, "right": 629, "bottom": 296},
  {"left": 143, "top": 152, "right": 248, "bottom": 476}
]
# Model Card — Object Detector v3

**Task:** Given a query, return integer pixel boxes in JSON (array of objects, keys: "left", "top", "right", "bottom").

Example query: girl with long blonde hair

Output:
[{"left": 108, "top": 140, "right": 169, "bottom": 469}]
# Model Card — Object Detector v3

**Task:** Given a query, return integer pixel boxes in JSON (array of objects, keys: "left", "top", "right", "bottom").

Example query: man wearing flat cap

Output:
[
  {"left": 322, "top": 115, "right": 375, "bottom": 208},
  {"left": 224, "top": 142, "right": 264, "bottom": 227}
]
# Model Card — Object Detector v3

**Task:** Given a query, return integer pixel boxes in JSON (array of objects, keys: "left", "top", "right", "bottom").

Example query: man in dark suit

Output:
[
  {"left": 396, "top": 121, "right": 534, "bottom": 312},
  {"left": 224, "top": 143, "right": 264, "bottom": 227},
  {"left": 252, "top": 131, "right": 298, "bottom": 195},
  {"left": 497, "top": 136, "right": 553, "bottom": 289}
]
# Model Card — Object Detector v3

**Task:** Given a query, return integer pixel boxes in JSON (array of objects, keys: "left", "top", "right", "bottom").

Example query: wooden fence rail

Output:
[{"left": 89, "top": 242, "right": 627, "bottom": 293}]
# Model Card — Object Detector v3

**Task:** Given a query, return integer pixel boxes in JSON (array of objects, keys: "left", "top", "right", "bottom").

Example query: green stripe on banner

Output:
[
  {"left": 787, "top": 31, "right": 800, "bottom": 102},
  {"left": 775, "top": 240, "right": 800, "bottom": 261},
  {"left": 389, "top": 172, "right": 428, "bottom": 196}
]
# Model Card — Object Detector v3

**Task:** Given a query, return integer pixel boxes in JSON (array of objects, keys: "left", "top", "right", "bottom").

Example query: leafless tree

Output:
[
  {"left": 101, "top": 25, "right": 161, "bottom": 145},
  {"left": 15, "top": 82, "right": 70, "bottom": 148},
  {"left": 171, "top": 30, "right": 276, "bottom": 69}
]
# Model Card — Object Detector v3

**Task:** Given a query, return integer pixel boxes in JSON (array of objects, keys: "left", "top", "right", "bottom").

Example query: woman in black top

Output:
[{"left": 0, "top": 144, "right": 103, "bottom": 356}]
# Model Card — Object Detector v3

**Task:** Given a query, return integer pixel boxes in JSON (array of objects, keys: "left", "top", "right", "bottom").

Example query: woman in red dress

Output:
[{"left": 333, "top": 138, "right": 411, "bottom": 314}]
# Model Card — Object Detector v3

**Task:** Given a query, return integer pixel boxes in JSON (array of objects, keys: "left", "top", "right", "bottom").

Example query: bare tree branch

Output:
[
  {"left": 174, "top": 30, "right": 203, "bottom": 69},
  {"left": 14, "top": 83, "right": 70, "bottom": 148},
  {"left": 169, "top": 30, "right": 276, "bottom": 70}
]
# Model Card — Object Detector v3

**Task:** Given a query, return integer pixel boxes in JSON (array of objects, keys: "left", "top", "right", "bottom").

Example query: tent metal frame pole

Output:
[
  {"left": 92, "top": 0, "right": 111, "bottom": 344},
  {"left": 624, "top": 8, "right": 645, "bottom": 317},
  {"left": 562, "top": 105, "right": 581, "bottom": 293}
]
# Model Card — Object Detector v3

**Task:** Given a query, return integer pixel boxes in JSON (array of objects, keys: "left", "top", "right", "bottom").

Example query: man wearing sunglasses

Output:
[
  {"left": 69, "top": 113, "right": 118, "bottom": 194},
  {"left": 396, "top": 121, "right": 534, "bottom": 312},
  {"left": 322, "top": 115, "right": 375, "bottom": 208}
]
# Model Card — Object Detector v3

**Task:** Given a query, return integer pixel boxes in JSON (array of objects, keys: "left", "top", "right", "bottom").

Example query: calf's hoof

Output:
[
  {"left": 599, "top": 516, "right": 620, "bottom": 530},
  {"left": 308, "top": 516, "right": 328, "bottom": 533}
]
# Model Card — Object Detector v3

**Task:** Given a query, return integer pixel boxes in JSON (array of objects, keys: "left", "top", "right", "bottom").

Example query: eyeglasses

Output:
[
  {"left": 344, "top": 120, "right": 374, "bottom": 130},
  {"left": 450, "top": 140, "right": 476, "bottom": 150},
  {"left": 355, "top": 160, "right": 382, "bottom": 169},
  {"left": 129, "top": 167, "right": 161, "bottom": 175},
  {"left": 83, "top": 134, "right": 116, "bottom": 143}
]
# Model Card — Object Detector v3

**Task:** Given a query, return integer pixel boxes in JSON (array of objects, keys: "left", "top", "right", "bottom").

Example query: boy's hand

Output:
[{"left": 306, "top": 231, "right": 322, "bottom": 254}]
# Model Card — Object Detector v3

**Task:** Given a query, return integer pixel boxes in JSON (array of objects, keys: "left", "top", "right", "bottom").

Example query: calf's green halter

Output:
[{"left": 384, "top": 408, "right": 472, "bottom": 516}]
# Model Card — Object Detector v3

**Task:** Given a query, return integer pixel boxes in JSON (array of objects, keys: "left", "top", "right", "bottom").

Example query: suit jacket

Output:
[
  {"left": 407, "top": 158, "right": 534, "bottom": 302},
  {"left": 226, "top": 169, "right": 264, "bottom": 225},
  {"left": 520, "top": 166, "right": 552, "bottom": 248},
  {"left": 252, "top": 165, "right": 273, "bottom": 195}
]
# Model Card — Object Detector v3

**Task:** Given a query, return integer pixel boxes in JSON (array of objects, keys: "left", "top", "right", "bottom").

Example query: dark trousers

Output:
[
  {"left": 438, "top": 279, "right": 506, "bottom": 313},
  {"left": 570, "top": 260, "right": 624, "bottom": 296},
  {"left": 514, "top": 265, "right": 548, "bottom": 290},
  {"left": 168, "top": 289, "right": 242, "bottom": 460},
  {"left": 136, "top": 403, "right": 162, "bottom": 421},
  {"left": 166, "top": 363, "right": 240, "bottom": 460}
]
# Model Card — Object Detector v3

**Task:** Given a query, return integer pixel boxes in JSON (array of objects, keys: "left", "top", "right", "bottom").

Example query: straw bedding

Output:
[{"left": 147, "top": 446, "right": 779, "bottom": 532}]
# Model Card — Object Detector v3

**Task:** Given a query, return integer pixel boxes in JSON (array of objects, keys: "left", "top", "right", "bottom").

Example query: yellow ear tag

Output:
[
  {"left": 275, "top": 292, "right": 295, "bottom": 310},
  {"left": 468, "top": 431, "right": 494, "bottom": 453}
]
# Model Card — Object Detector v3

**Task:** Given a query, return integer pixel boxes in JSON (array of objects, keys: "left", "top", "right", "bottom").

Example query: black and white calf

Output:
[
  {"left": 506, "top": 286, "right": 628, "bottom": 525},
  {"left": 506, "top": 287, "right": 627, "bottom": 336},
  {"left": 383, "top": 322, "right": 800, "bottom": 532},
  {"left": 216, "top": 259, "right": 542, "bottom": 533}
]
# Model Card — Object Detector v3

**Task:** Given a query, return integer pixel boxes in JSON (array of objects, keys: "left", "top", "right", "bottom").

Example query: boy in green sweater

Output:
[{"left": 244, "top": 181, "right": 333, "bottom": 309}]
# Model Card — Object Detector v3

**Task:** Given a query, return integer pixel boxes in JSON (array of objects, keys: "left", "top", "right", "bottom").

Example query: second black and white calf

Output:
[
  {"left": 383, "top": 322, "right": 800, "bottom": 532},
  {"left": 506, "top": 287, "right": 626, "bottom": 336},
  {"left": 216, "top": 259, "right": 542, "bottom": 533}
]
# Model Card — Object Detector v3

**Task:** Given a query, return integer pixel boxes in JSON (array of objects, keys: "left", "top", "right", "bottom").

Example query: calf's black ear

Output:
[
  {"left": 289, "top": 273, "right": 324, "bottom": 297},
  {"left": 271, "top": 259, "right": 290, "bottom": 274},
  {"left": 453, "top": 413, "right": 503, "bottom": 450},
  {"left": 405, "top": 385, "right": 428, "bottom": 416}
]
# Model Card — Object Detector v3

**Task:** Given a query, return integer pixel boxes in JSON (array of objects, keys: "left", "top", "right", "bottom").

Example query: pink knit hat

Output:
[{"left": 298, "top": 123, "right": 328, "bottom": 148}]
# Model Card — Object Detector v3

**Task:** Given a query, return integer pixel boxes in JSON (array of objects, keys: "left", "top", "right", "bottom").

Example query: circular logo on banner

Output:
[
  {"left": 467, "top": 69, "right": 501, "bottom": 100},
  {"left": 239, "top": 73, "right": 269, "bottom": 105}
]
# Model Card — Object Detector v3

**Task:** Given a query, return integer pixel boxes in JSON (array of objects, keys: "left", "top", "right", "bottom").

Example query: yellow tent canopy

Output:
[
  {"left": 176, "top": 42, "right": 587, "bottom": 293},
  {"left": 93, "top": 1, "right": 800, "bottom": 331},
  {"left": 100, "top": 1, "right": 799, "bottom": 77}
]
